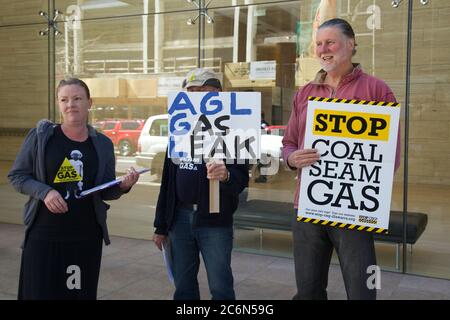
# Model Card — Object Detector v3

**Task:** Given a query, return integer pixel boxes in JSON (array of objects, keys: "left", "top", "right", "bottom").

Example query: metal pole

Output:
[
  {"left": 402, "top": 0, "right": 413, "bottom": 274},
  {"left": 48, "top": 0, "right": 56, "bottom": 122},
  {"left": 154, "top": 0, "right": 162, "bottom": 73},
  {"left": 202, "top": 0, "right": 206, "bottom": 67},
  {"left": 64, "top": 14, "right": 69, "bottom": 74},
  {"left": 47, "top": 0, "right": 51, "bottom": 121},
  {"left": 197, "top": 0, "right": 202, "bottom": 67},
  {"left": 372, "top": 0, "right": 376, "bottom": 75},
  {"left": 245, "top": 0, "right": 255, "bottom": 62},
  {"left": 143, "top": 0, "right": 148, "bottom": 74},
  {"left": 232, "top": 0, "right": 240, "bottom": 63}
]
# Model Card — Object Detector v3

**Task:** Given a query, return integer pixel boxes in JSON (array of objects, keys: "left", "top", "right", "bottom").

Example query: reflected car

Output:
[
  {"left": 260, "top": 125, "right": 286, "bottom": 162},
  {"left": 92, "top": 119, "right": 145, "bottom": 156},
  {"left": 264, "top": 125, "right": 286, "bottom": 137},
  {"left": 253, "top": 125, "right": 287, "bottom": 182},
  {"left": 135, "top": 114, "right": 169, "bottom": 180}
]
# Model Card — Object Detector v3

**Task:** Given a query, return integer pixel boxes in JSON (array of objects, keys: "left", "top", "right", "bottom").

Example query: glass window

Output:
[
  {"left": 149, "top": 119, "right": 168, "bottom": 136},
  {"left": 55, "top": 0, "right": 198, "bottom": 20},
  {"left": 121, "top": 121, "right": 141, "bottom": 130},
  {"left": 406, "top": 0, "right": 450, "bottom": 279},
  {"left": 103, "top": 122, "right": 117, "bottom": 130},
  {"left": 1, "top": 0, "right": 449, "bottom": 281},
  {"left": 0, "top": 0, "right": 49, "bottom": 26},
  {"left": 206, "top": 0, "right": 410, "bottom": 273},
  {"left": 53, "top": 9, "right": 196, "bottom": 238},
  {"left": 0, "top": 23, "right": 49, "bottom": 224}
]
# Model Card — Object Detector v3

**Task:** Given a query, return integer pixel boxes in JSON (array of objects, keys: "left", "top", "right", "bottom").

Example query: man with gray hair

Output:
[{"left": 282, "top": 18, "right": 401, "bottom": 300}]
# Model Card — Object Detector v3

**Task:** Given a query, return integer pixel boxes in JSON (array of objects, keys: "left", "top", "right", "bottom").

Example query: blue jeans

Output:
[
  {"left": 292, "top": 212, "right": 377, "bottom": 300},
  {"left": 169, "top": 207, "right": 235, "bottom": 300}
]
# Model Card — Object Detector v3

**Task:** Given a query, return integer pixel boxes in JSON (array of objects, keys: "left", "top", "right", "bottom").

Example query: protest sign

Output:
[
  {"left": 168, "top": 91, "right": 261, "bottom": 212},
  {"left": 298, "top": 97, "right": 400, "bottom": 233}
]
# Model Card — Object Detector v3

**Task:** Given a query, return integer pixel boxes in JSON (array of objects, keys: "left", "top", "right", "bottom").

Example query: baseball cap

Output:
[{"left": 182, "top": 68, "right": 222, "bottom": 90}]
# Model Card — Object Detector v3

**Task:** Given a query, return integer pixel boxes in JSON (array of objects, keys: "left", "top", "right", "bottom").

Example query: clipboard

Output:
[
  {"left": 162, "top": 238, "right": 174, "bottom": 284},
  {"left": 78, "top": 168, "right": 150, "bottom": 198}
]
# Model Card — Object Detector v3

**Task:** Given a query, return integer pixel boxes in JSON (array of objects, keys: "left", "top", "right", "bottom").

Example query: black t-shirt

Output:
[
  {"left": 175, "top": 158, "right": 206, "bottom": 205},
  {"left": 31, "top": 125, "right": 100, "bottom": 240}
]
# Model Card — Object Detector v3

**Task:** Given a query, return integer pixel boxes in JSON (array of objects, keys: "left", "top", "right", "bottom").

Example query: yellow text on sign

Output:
[{"left": 313, "top": 109, "right": 390, "bottom": 141}]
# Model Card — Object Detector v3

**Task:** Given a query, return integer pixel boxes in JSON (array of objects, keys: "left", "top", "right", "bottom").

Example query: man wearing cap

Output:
[{"left": 152, "top": 68, "right": 249, "bottom": 300}]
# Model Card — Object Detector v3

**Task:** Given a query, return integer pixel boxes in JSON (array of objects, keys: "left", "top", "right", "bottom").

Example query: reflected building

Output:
[{"left": 1, "top": 0, "right": 449, "bottom": 280}]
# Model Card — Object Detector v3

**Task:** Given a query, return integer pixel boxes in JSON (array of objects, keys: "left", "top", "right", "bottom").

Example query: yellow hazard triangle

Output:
[{"left": 53, "top": 157, "right": 82, "bottom": 183}]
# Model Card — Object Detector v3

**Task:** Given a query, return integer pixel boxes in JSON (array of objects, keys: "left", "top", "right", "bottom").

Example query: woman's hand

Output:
[
  {"left": 119, "top": 167, "right": 140, "bottom": 191},
  {"left": 44, "top": 189, "right": 68, "bottom": 214},
  {"left": 287, "top": 149, "right": 320, "bottom": 169},
  {"left": 153, "top": 233, "right": 167, "bottom": 251}
]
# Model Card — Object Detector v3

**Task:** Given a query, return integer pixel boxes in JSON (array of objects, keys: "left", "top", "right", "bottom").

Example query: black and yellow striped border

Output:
[
  {"left": 308, "top": 96, "right": 400, "bottom": 107},
  {"left": 297, "top": 216, "right": 387, "bottom": 234}
]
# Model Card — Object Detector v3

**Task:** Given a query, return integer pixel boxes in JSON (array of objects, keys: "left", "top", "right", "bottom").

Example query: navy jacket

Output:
[{"left": 154, "top": 152, "right": 249, "bottom": 235}]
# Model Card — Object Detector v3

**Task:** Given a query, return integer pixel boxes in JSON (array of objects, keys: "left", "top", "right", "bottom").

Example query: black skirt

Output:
[{"left": 18, "top": 227, "right": 103, "bottom": 300}]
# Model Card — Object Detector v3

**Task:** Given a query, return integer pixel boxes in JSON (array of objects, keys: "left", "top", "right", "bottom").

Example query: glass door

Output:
[
  {"left": 403, "top": 0, "right": 450, "bottom": 279},
  {"left": 205, "top": 0, "right": 410, "bottom": 272},
  {"left": 53, "top": 0, "right": 201, "bottom": 239}
]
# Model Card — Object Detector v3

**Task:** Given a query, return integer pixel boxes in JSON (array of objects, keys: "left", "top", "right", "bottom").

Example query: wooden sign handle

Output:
[{"left": 209, "top": 179, "right": 220, "bottom": 213}]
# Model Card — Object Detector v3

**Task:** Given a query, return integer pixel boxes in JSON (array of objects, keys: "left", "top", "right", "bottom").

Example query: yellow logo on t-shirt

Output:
[{"left": 53, "top": 157, "right": 82, "bottom": 183}]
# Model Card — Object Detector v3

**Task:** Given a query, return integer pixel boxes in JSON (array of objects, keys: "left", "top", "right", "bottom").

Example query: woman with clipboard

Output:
[{"left": 8, "top": 78, "right": 140, "bottom": 299}]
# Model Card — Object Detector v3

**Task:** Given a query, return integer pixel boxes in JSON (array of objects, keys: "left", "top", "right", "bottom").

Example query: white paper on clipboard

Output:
[
  {"left": 79, "top": 168, "right": 150, "bottom": 198},
  {"left": 162, "top": 238, "right": 174, "bottom": 284}
]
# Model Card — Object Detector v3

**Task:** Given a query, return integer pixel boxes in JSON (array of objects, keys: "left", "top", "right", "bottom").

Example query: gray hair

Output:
[{"left": 319, "top": 18, "right": 357, "bottom": 56}]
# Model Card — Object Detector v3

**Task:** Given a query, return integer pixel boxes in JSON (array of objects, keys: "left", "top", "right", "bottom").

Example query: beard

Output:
[{"left": 319, "top": 60, "right": 338, "bottom": 73}]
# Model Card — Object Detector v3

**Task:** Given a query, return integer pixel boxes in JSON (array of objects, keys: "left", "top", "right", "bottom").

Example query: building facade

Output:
[{"left": 1, "top": 0, "right": 449, "bottom": 280}]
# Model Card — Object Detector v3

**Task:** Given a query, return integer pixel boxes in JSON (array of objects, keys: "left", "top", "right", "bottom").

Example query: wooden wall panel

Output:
[
  {"left": 0, "top": 25, "right": 48, "bottom": 132},
  {"left": 0, "top": 0, "right": 47, "bottom": 26}
]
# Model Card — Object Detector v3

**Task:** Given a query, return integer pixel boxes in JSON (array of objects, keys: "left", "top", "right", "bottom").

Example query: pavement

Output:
[{"left": 1, "top": 223, "right": 449, "bottom": 300}]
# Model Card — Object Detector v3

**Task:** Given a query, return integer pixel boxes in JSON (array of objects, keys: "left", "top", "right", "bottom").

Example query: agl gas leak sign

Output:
[{"left": 168, "top": 92, "right": 261, "bottom": 162}]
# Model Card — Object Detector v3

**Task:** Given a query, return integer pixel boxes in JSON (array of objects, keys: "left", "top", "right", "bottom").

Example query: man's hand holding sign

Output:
[
  {"left": 287, "top": 148, "right": 321, "bottom": 169},
  {"left": 206, "top": 159, "right": 229, "bottom": 212}
]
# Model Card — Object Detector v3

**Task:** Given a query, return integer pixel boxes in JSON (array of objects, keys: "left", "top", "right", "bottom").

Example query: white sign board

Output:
[
  {"left": 168, "top": 92, "right": 261, "bottom": 161},
  {"left": 298, "top": 97, "right": 400, "bottom": 233},
  {"left": 157, "top": 77, "right": 184, "bottom": 97},
  {"left": 249, "top": 61, "right": 276, "bottom": 80}
]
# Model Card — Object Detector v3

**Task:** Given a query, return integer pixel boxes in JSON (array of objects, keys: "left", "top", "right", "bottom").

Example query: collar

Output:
[
  {"left": 312, "top": 63, "right": 362, "bottom": 86},
  {"left": 36, "top": 119, "right": 97, "bottom": 137},
  {"left": 87, "top": 124, "right": 98, "bottom": 137}
]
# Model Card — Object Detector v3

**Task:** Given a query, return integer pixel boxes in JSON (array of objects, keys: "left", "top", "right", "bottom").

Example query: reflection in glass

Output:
[{"left": 1, "top": 0, "right": 449, "bottom": 281}]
